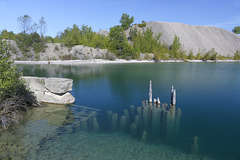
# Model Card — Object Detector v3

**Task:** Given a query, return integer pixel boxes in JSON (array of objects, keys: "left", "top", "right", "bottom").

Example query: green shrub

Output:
[
  {"left": 138, "top": 23, "right": 146, "bottom": 28},
  {"left": 54, "top": 45, "right": 59, "bottom": 52},
  {"left": 234, "top": 50, "right": 240, "bottom": 60},
  {"left": 0, "top": 41, "right": 39, "bottom": 129},
  {"left": 188, "top": 50, "right": 194, "bottom": 60},
  {"left": 200, "top": 48, "right": 218, "bottom": 61}
]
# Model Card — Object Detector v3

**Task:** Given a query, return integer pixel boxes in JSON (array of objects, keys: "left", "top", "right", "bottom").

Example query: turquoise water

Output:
[{"left": 1, "top": 62, "right": 240, "bottom": 160}]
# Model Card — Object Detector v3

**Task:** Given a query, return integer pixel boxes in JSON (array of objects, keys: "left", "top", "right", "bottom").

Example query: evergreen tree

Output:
[
  {"left": 170, "top": 35, "right": 181, "bottom": 58},
  {"left": 120, "top": 13, "right": 134, "bottom": 30},
  {"left": 109, "top": 25, "right": 126, "bottom": 56}
]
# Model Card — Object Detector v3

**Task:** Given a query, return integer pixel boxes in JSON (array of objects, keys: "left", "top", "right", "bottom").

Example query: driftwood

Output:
[{"left": 0, "top": 90, "right": 41, "bottom": 130}]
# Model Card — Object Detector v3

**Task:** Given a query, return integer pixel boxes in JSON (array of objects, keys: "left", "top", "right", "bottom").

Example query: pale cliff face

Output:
[
  {"left": 125, "top": 21, "right": 240, "bottom": 56},
  {"left": 144, "top": 21, "right": 240, "bottom": 56}
]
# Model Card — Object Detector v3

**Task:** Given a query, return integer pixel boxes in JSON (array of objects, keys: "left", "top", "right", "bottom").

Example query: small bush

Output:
[
  {"left": 188, "top": 50, "right": 194, "bottom": 60},
  {"left": 104, "top": 51, "right": 116, "bottom": 61},
  {"left": 54, "top": 45, "right": 59, "bottom": 52},
  {"left": 234, "top": 50, "right": 240, "bottom": 60},
  {"left": 138, "top": 23, "right": 146, "bottom": 28},
  {"left": 200, "top": 48, "right": 218, "bottom": 61}
]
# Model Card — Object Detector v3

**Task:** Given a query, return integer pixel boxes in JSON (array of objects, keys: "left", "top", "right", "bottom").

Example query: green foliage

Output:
[
  {"left": 138, "top": 23, "right": 146, "bottom": 28},
  {"left": 195, "top": 51, "right": 203, "bottom": 60},
  {"left": 0, "top": 30, "right": 15, "bottom": 40},
  {"left": 15, "top": 32, "right": 46, "bottom": 54},
  {"left": 200, "top": 48, "right": 218, "bottom": 61},
  {"left": 45, "top": 36, "right": 54, "bottom": 43},
  {"left": 0, "top": 41, "right": 22, "bottom": 100},
  {"left": 188, "top": 50, "right": 194, "bottom": 60},
  {"left": 108, "top": 25, "right": 135, "bottom": 58},
  {"left": 233, "top": 50, "right": 240, "bottom": 60},
  {"left": 169, "top": 35, "right": 181, "bottom": 58},
  {"left": 55, "top": 24, "right": 108, "bottom": 49},
  {"left": 232, "top": 26, "right": 240, "bottom": 34},
  {"left": 109, "top": 25, "right": 126, "bottom": 56},
  {"left": 120, "top": 13, "right": 134, "bottom": 30},
  {"left": 0, "top": 41, "right": 40, "bottom": 129}
]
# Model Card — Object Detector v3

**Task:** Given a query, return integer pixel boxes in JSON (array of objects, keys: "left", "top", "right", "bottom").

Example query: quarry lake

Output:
[{"left": 1, "top": 62, "right": 240, "bottom": 160}]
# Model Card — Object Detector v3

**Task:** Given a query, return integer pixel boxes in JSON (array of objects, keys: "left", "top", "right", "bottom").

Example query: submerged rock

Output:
[{"left": 23, "top": 76, "right": 75, "bottom": 104}]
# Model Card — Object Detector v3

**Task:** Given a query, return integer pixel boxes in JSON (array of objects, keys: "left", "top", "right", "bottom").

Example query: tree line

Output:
[{"left": 1, "top": 13, "right": 240, "bottom": 60}]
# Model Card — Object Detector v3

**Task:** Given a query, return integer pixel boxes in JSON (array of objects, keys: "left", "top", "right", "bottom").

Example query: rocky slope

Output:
[
  {"left": 6, "top": 40, "right": 116, "bottom": 61},
  {"left": 129, "top": 21, "right": 240, "bottom": 56}
]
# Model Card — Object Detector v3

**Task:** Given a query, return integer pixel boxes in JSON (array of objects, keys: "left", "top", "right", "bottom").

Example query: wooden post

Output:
[
  {"left": 171, "top": 85, "right": 176, "bottom": 106},
  {"left": 149, "top": 80, "right": 152, "bottom": 103}
]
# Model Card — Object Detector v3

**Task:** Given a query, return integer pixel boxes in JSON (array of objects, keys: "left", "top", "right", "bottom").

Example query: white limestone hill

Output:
[{"left": 130, "top": 21, "right": 240, "bottom": 56}]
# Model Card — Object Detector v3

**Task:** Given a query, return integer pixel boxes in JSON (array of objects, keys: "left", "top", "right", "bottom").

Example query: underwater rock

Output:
[{"left": 38, "top": 92, "right": 75, "bottom": 104}]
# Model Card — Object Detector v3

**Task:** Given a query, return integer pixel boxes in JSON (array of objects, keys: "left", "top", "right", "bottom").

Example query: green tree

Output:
[
  {"left": 170, "top": 35, "right": 181, "bottom": 58},
  {"left": 0, "top": 41, "right": 22, "bottom": 100},
  {"left": 120, "top": 13, "right": 134, "bottom": 30},
  {"left": 109, "top": 25, "right": 126, "bottom": 55},
  {"left": 232, "top": 26, "right": 240, "bottom": 34},
  {"left": 233, "top": 50, "right": 240, "bottom": 60}
]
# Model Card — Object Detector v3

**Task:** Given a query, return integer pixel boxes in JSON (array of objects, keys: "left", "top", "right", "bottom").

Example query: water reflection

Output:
[
  {"left": 17, "top": 64, "right": 106, "bottom": 80},
  {"left": 107, "top": 102, "right": 181, "bottom": 145}
]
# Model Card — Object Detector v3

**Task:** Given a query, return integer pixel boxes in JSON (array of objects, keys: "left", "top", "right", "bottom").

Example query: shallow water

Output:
[{"left": 1, "top": 62, "right": 240, "bottom": 160}]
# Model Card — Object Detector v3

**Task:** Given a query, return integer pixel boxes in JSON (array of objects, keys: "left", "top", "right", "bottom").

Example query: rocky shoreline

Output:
[{"left": 14, "top": 59, "right": 240, "bottom": 65}]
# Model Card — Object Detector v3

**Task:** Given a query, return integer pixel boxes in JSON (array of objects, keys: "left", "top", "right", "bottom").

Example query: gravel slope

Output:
[{"left": 143, "top": 21, "right": 240, "bottom": 56}]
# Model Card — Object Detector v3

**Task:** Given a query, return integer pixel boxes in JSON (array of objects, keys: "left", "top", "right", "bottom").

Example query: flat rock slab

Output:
[
  {"left": 22, "top": 76, "right": 75, "bottom": 104},
  {"left": 45, "top": 78, "right": 73, "bottom": 94},
  {"left": 37, "top": 91, "right": 75, "bottom": 104},
  {"left": 23, "top": 77, "right": 48, "bottom": 92}
]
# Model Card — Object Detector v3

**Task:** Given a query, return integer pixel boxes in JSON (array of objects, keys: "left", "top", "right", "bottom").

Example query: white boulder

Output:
[
  {"left": 45, "top": 78, "right": 73, "bottom": 94},
  {"left": 22, "top": 76, "right": 75, "bottom": 104}
]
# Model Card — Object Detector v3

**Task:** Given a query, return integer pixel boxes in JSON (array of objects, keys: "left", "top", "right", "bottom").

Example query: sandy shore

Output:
[
  {"left": 13, "top": 59, "right": 240, "bottom": 65},
  {"left": 14, "top": 59, "right": 154, "bottom": 65}
]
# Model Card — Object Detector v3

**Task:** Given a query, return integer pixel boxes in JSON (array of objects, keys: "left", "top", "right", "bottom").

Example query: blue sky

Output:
[{"left": 0, "top": 0, "right": 239, "bottom": 37}]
